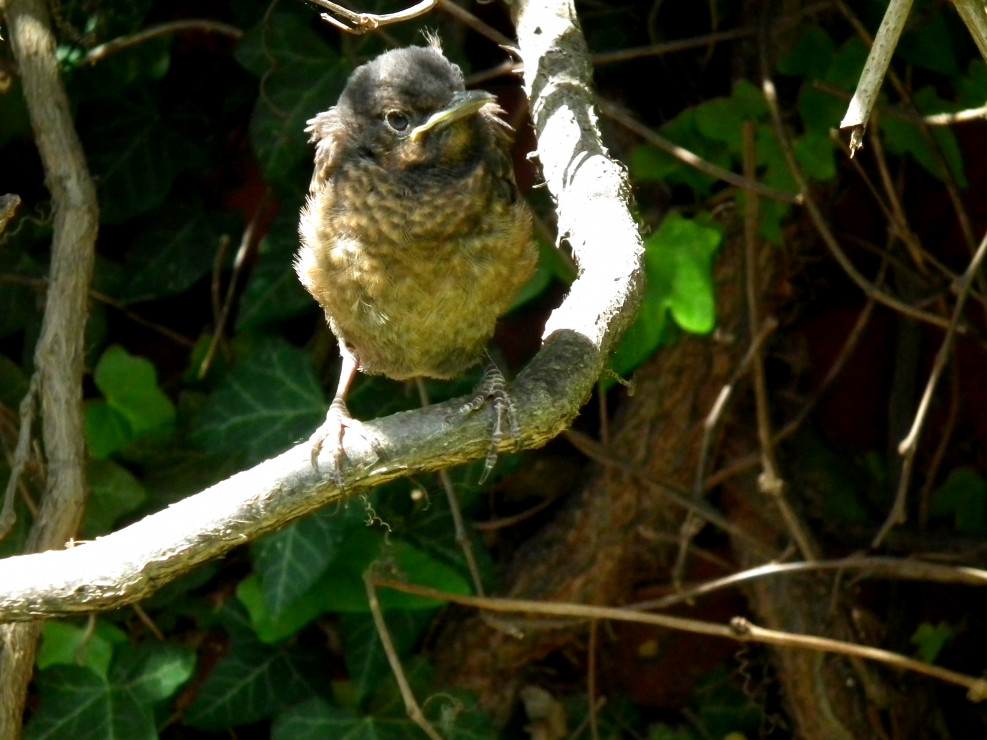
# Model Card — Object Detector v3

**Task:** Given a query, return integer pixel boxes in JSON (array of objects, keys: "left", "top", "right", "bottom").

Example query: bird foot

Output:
[
  {"left": 309, "top": 399, "right": 370, "bottom": 487},
  {"left": 455, "top": 365, "right": 520, "bottom": 483}
]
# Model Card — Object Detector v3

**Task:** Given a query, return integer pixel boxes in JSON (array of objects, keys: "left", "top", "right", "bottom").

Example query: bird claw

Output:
[
  {"left": 453, "top": 365, "right": 520, "bottom": 483},
  {"left": 309, "top": 399, "right": 368, "bottom": 487}
]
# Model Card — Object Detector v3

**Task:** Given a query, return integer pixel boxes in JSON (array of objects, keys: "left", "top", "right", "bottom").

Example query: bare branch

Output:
[
  {"left": 0, "top": 0, "right": 99, "bottom": 733},
  {"left": 840, "top": 0, "right": 915, "bottom": 154},
  {"left": 308, "top": 0, "right": 439, "bottom": 34},
  {"left": 0, "top": 0, "right": 645, "bottom": 623},
  {"left": 374, "top": 577, "right": 987, "bottom": 701},
  {"left": 84, "top": 20, "right": 243, "bottom": 64}
]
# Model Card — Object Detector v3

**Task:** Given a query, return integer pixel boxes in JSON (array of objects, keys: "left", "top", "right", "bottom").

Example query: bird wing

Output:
[
  {"left": 305, "top": 108, "right": 347, "bottom": 192},
  {"left": 480, "top": 104, "right": 523, "bottom": 206}
]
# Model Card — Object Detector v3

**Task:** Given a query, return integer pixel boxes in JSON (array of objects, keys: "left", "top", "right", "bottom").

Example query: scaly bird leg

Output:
[
  {"left": 456, "top": 361, "right": 520, "bottom": 483},
  {"left": 310, "top": 341, "right": 363, "bottom": 485}
]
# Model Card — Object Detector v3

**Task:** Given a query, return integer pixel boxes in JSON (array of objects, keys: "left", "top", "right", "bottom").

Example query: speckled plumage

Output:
[
  {"left": 296, "top": 43, "right": 536, "bottom": 475},
  {"left": 297, "top": 44, "right": 534, "bottom": 380}
]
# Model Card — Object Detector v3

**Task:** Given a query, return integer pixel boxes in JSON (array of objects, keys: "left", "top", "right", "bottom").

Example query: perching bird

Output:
[{"left": 295, "top": 41, "right": 537, "bottom": 481}]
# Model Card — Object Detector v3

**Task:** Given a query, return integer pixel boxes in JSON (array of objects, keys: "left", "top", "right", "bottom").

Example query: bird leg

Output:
[
  {"left": 455, "top": 362, "right": 520, "bottom": 483},
  {"left": 310, "top": 341, "right": 364, "bottom": 485}
]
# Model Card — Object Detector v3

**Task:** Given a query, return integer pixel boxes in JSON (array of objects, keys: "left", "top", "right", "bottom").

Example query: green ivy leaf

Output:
[
  {"left": 612, "top": 213, "right": 722, "bottom": 376},
  {"left": 317, "top": 531, "right": 472, "bottom": 613},
  {"left": 629, "top": 110, "right": 728, "bottom": 195},
  {"left": 82, "top": 459, "right": 149, "bottom": 537},
  {"left": 930, "top": 467, "right": 987, "bottom": 535},
  {"left": 825, "top": 37, "right": 870, "bottom": 90},
  {"left": 189, "top": 339, "right": 325, "bottom": 465},
  {"left": 109, "top": 643, "right": 196, "bottom": 704},
  {"left": 185, "top": 637, "right": 323, "bottom": 730},
  {"left": 25, "top": 644, "right": 194, "bottom": 740},
  {"left": 24, "top": 665, "right": 155, "bottom": 740},
  {"left": 238, "top": 208, "right": 314, "bottom": 329},
  {"left": 272, "top": 697, "right": 420, "bottom": 740},
  {"left": 116, "top": 197, "right": 235, "bottom": 304},
  {"left": 629, "top": 144, "right": 682, "bottom": 183},
  {"left": 238, "top": 574, "right": 326, "bottom": 644},
  {"left": 694, "top": 97, "right": 744, "bottom": 147},
  {"left": 648, "top": 212, "right": 722, "bottom": 333},
  {"left": 84, "top": 399, "right": 135, "bottom": 460},
  {"left": 693, "top": 80, "right": 767, "bottom": 148},
  {"left": 881, "top": 87, "right": 968, "bottom": 188},
  {"left": 896, "top": 9, "right": 960, "bottom": 76},
  {"left": 957, "top": 60, "right": 987, "bottom": 108},
  {"left": 93, "top": 345, "right": 177, "bottom": 437},
  {"left": 793, "top": 130, "right": 837, "bottom": 182},
  {"left": 253, "top": 504, "right": 367, "bottom": 620},
  {"left": 236, "top": 12, "right": 351, "bottom": 191},
  {"left": 37, "top": 621, "right": 127, "bottom": 678},
  {"left": 911, "top": 621, "right": 955, "bottom": 664},
  {"left": 339, "top": 611, "right": 434, "bottom": 705},
  {"left": 777, "top": 26, "right": 836, "bottom": 78},
  {"left": 82, "top": 93, "right": 199, "bottom": 224}
]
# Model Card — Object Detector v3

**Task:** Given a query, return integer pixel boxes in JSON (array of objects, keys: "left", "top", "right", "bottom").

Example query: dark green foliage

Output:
[
  {"left": 24, "top": 643, "right": 195, "bottom": 740},
  {"left": 3, "top": 0, "right": 987, "bottom": 737}
]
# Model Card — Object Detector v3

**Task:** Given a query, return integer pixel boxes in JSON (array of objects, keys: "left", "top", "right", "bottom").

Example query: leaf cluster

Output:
[{"left": 2, "top": 0, "right": 987, "bottom": 736}]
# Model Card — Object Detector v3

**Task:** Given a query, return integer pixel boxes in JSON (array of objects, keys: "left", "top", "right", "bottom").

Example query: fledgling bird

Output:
[{"left": 296, "top": 41, "right": 537, "bottom": 481}]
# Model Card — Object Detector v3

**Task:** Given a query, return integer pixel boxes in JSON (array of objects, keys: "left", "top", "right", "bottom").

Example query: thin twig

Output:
[
  {"left": 629, "top": 557, "right": 987, "bottom": 612},
  {"left": 565, "top": 429, "right": 776, "bottom": 558},
  {"left": 760, "top": 77, "right": 956, "bottom": 331},
  {"left": 867, "top": 111, "right": 928, "bottom": 272},
  {"left": 873, "top": 228, "right": 987, "bottom": 547},
  {"left": 598, "top": 98, "right": 803, "bottom": 205},
  {"left": 437, "top": 1, "right": 513, "bottom": 48},
  {"left": 834, "top": 0, "right": 979, "bottom": 255},
  {"left": 742, "top": 120, "right": 818, "bottom": 562},
  {"left": 836, "top": 145, "right": 987, "bottom": 317},
  {"left": 364, "top": 571, "right": 443, "bottom": 740},
  {"left": 587, "top": 619, "right": 600, "bottom": 740},
  {"left": 693, "top": 316, "right": 778, "bottom": 497},
  {"left": 84, "top": 20, "right": 243, "bottom": 64},
  {"left": 0, "top": 375, "right": 38, "bottom": 542},
  {"left": 591, "top": 27, "right": 754, "bottom": 65},
  {"left": 199, "top": 189, "right": 271, "bottom": 379},
  {"left": 702, "top": 261, "right": 886, "bottom": 494},
  {"left": 309, "top": 0, "right": 439, "bottom": 34},
  {"left": 0, "top": 275, "right": 196, "bottom": 348},
  {"left": 91, "top": 291, "right": 197, "bottom": 348},
  {"left": 923, "top": 105, "right": 987, "bottom": 125},
  {"left": 917, "top": 360, "right": 961, "bottom": 529},
  {"left": 416, "top": 380, "right": 485, "bottom": 596},
  {"left": 371, "top": 576, "right": 987, "bottom": 701}
]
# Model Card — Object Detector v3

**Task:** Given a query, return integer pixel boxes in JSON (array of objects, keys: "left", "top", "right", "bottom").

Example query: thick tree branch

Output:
[
  {"left": 0, "top": 0, "right": 99, "bottom": 734},
  {"left": 0, "top": 0, "right": 644, "bottom": 621}
]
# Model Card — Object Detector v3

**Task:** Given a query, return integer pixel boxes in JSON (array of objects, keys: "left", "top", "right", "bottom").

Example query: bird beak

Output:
[{"left": 409, "top": 90, "right": 496, "bottom": 141}]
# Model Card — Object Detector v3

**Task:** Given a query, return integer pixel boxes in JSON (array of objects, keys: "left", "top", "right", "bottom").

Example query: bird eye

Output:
[{"left": 385, "top": 110, "right": 410, "bottom": 132}]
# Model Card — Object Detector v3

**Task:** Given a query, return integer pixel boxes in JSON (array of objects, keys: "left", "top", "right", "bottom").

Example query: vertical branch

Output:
[
  {"left": 741, "top": 122, "right": 818, "bottom": 562},
  {"left": 874, "top": 228, "right": 987, "bottom": 547},
  {"left": 0, "top": 0, "right": 99, "bottom": 735}
]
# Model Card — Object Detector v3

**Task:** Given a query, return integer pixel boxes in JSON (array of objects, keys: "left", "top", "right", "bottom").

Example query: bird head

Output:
[{"left": 335, "top": 45, "right": 501, "bottom": 171}]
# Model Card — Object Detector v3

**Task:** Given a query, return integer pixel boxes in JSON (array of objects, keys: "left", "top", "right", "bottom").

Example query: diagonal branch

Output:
[{"left": 0, "top": 0, "right": 645, "bottom": 622}]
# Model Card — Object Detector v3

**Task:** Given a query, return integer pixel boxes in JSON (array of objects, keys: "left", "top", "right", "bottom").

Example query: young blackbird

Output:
[{"left": 296, "top": 42, "right": 537, "bottom": 479}]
